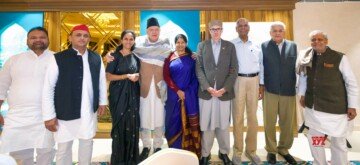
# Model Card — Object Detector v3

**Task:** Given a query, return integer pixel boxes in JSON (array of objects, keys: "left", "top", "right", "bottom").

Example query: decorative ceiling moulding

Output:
[{"left": 0, "top": 0, "right": 298, "bottom": 11}]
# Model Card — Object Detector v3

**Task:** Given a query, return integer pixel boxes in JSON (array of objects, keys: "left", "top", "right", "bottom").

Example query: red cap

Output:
[{"left": 71, "top": 24, "right": 89, "bottom": 33}]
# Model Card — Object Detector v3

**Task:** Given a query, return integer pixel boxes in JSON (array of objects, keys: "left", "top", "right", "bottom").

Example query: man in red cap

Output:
[{"left": 42, "top": 24, "right": 108, "bottom": 164}]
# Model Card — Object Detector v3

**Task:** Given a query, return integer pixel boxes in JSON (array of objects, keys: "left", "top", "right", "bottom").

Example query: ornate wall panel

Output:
[{"left": 44, "top": 11, "right": 140, "bottom": 55}]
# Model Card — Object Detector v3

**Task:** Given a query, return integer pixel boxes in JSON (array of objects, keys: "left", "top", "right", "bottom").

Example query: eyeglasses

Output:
[{"left": 210, "top": 28, "right": 223, "bottom": 32}]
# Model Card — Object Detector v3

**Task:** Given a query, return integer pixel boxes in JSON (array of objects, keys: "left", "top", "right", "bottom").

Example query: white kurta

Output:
[
  {"left": 42, "top": 49, "right": 107, "bottom": 143},
  {"left": 0, "top": 50, "right": 55, "bottom": 153},
  {"left": 199, "top": 97, "right": 231, "bottom": 131},
  {"left": 134, "top": 37, "right": 171, "bottom": 130},
  {"left": 298, "top": 55, "right": 359, "bottom": 137},
  {"left": 139, "top": 78, "right": 164, "bottom": 129},
  {"left": 199, "top": 81, "right": 231, "bottom": 131}
]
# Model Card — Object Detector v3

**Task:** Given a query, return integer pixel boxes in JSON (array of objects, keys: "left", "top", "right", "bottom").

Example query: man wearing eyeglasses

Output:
[
  {"left": 297, "top": 30, "right": 358, "bottom": 165},
  {"left": 260, "top": 21, "right": 297, "bottom": 165},
  {"left": 196, "top": 20, "right": 238, "bottom": 165}
]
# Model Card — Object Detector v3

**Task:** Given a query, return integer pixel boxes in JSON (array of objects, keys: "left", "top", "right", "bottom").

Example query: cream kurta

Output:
[
  {"left": 298, "top": 55, "right": 359, "bottom": 137},
  {"left": 0, "top": 50, "right": 55, "bottom": 153},
  {"left": 134, "top": 36, "right": 171, "bottom": 130},
  {"left": 42, "top": 50, "right": 107, "bottom": 143}
]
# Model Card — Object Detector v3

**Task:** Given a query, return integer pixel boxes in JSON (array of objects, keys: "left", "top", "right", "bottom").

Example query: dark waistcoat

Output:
[
  {"left": 305, "top": 47, "right": 347, "bottom": 114},
  {"left": 54, "top": 48, "right": 101, "bottom": 120},
  {"left": 262, "top": 40, "right": 297, "bottom": 96}
]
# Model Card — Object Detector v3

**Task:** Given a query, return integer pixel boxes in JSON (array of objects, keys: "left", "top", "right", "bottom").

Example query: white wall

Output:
[{"left": 293, "top": 2, "right": 360, "bottom": 129}]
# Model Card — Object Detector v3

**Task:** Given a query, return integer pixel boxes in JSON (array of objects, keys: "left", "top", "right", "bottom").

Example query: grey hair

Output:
[
  {"left": 309, "top": 30, "right": 328, "bottom": 40},
  {"left": 270, "top": 21, "right": 286, "bottom": 31},
  {"left": 235, "top": 18, "right": 249, "bottom": 27},
  {"left": 208, "top": 20, "right": 223, "bottom": 28}
]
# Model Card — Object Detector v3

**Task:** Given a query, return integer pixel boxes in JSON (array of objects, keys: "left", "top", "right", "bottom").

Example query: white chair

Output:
[
  {"left": 0, "top": 154, "right": 17, "bottom": 165},
  {"left": 139, "top": 148, "right": 199, "bottom": 165}
]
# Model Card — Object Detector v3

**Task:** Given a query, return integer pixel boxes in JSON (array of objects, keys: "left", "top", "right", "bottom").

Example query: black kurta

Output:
[{"left": 106, "top": 49, "right": 140, "bottom": 165}]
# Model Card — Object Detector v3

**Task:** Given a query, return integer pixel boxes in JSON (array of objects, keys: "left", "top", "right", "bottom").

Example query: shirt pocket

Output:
[{"left": 251, "top": 50, "right": 260, "bottom": 63}]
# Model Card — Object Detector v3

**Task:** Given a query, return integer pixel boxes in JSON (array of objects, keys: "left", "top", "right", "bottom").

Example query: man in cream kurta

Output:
[
  {"left": 0, "top": 27, "right": 55, "bottom": 165},
  {"left": 42, "top": 24, "right": 107, "bottom": 165},
  {"left": 297, "top": 30, "right": 358, "bottom": 165},
  {"left": 134, "top": 17, "right": 171, "bottom": 161}
]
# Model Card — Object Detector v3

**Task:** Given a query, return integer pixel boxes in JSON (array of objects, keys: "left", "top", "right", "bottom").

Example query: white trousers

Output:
[
  {"left": 307, "top": 128, "right": 348, "bottom": 165},
  {"left": 56, "top": 139, "right": 93, "bottom": 165},
  {"left": 9, "top": 148, "right": 55, "bottom": 165},
  {"left": 140, "top": 127, "right": 164, "bottom": 149},
  {"left": 201, "top": 128, "right": 230, "bottom": 157}
]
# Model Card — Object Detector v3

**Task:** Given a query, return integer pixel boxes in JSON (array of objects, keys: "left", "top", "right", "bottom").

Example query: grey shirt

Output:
[{"left": 211, "top": 39, "right": 221, "bottom": 65}]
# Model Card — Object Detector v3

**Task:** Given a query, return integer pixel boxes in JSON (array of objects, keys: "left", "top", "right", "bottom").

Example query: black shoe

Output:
[
  {"left": 267, "top": 153, "right": 277, "bottom": 164},
  {"left": 218, "top": 151, "right": 232, "bottom": 165},
  {"left": 139, "top": 147, "right": 150, "bottom": 161},
  {"left": 154, "top": 148, "right": 161, "bottom": 153},
  {"left": 200, "top": 156, "right": 210, "bottom": 165},
  {"left": 279, "top": 153, "right": 297, "bottom": 165}
]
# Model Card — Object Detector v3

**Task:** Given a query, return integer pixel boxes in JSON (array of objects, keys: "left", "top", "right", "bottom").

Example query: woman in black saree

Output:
[{"left": 106, "top": 30, "right": 140, "bottom": 165}]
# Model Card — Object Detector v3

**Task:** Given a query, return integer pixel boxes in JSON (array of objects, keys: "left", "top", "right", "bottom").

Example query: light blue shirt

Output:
[
  {"left": 211, "top": 39, "right": 221, "bottom": 65},
  {"left": 231, "top": 37, "right": 264, "bottom": 84}
]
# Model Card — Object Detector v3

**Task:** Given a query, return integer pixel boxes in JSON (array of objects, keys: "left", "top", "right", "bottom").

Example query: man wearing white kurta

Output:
[
  {"left": 134, "top": 17, "right": 171, "bottom": 161},
  {"left": 297, "top": 30, "right": 358, "bottom": 165},
  {"left": 0, "top": 27, "right": 55, "bottom": 165},
  {"left": 42, "top": 24, "right": 107, "bottom": 165}
]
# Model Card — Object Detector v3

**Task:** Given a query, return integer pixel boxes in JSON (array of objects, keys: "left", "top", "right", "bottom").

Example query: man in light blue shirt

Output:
[{"left": 230, "top": 18, "right": 263, "bottom": 165}]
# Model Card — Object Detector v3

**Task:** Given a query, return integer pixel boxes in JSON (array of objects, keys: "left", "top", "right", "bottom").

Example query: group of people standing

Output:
[
  {"left": 0, "top": 24, "right": 107, "bottom": 165},
  {"left": 0, "top": 16, "right": 358, "bottom": 165},
  {"left": 105, "top": 17, "right": 202, "bottom": 164}
]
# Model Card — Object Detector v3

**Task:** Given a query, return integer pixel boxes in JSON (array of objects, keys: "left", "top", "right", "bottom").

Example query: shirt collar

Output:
[
  {"left": 28, "top": 48, "right": 50, "bottom": 58},
  {"left": 274, "top": 39, "right": 285, "bottom": 46},
  {"left": 72, "top": 47, "right": 88, "bottom": 57},
  {"left": 235, "top": 37, "right": 252, "bottom": 44},
  {"left": 211, "top": 39, "right": 221, "bottom": 45}
]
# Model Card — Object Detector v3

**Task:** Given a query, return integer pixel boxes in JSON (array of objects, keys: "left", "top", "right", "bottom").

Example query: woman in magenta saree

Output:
[{"left": 163, "top": 34, "right": 201, "bottom": 158}]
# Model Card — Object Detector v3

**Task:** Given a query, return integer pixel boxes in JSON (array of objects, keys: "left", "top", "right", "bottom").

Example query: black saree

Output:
[{"left": 106, "top": 49, "right": 140, "bottom": 165}]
